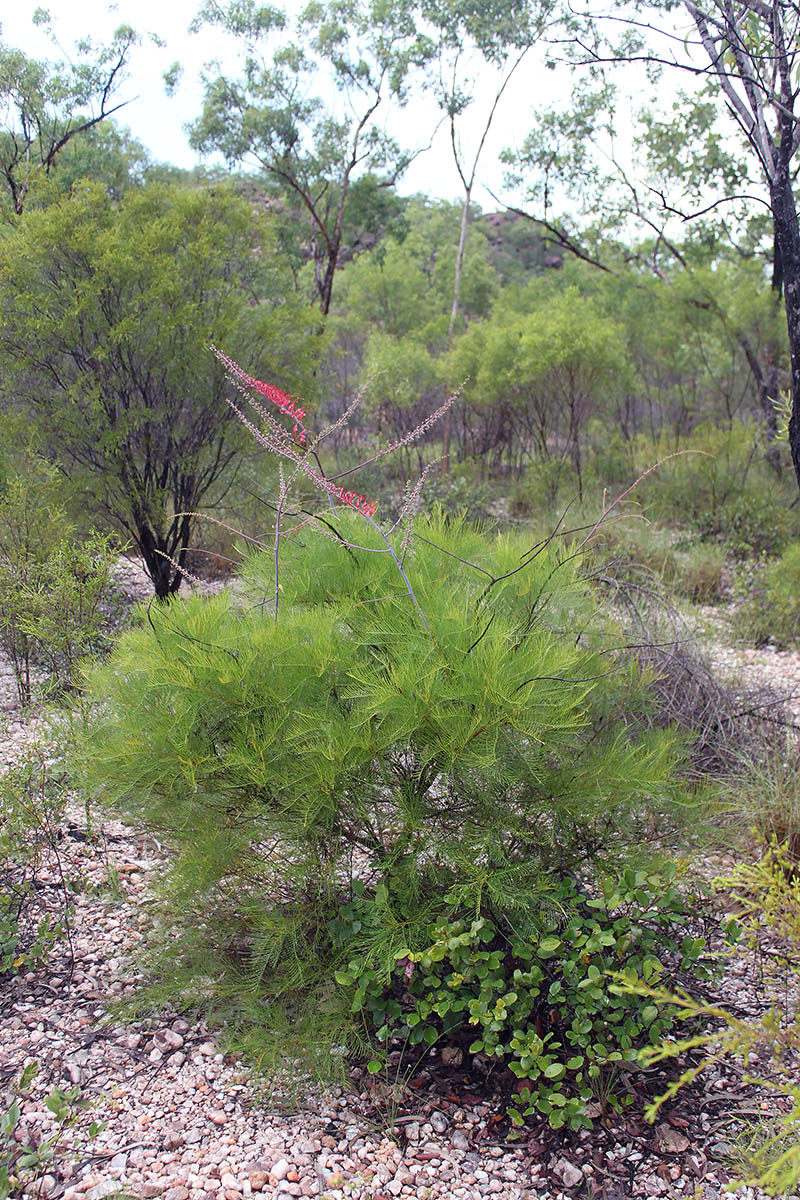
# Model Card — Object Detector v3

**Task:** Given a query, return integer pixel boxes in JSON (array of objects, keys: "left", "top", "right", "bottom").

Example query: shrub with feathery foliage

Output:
[{"left": 81, "top": 510, "right": 707, "bottom": 1111}]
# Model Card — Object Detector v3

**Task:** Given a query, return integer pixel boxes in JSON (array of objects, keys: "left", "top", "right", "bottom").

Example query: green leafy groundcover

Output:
[
  {"left": 334, "top": 871, "right": 707, "bottom": 1130},
  {"left": 82, "top": 514, "right": 708, "bottom": 1120}
]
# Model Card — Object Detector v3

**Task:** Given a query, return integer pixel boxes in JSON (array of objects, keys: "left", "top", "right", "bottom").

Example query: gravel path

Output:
[
  {"left": 711, "top": 641, "right": 800, "bottom": 725},
  {"left": 694, "top": 604, "right": 800, "bottom": 722},
  {"left": 2, "top": 580, "right": 799, "bottom": 1200}
]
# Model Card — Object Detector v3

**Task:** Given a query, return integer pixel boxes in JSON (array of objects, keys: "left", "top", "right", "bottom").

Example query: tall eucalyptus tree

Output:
[{"left": 189, "top": 0, "right": 431, "bottom": 315}]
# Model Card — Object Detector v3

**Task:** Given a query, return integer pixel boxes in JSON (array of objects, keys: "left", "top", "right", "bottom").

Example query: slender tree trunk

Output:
[
  {"left": 441, "top": 190, "right": 471, "bottom": 475},
  {"left": 762, "top": 228, "right": 785, "bottom": 472},
  {"left": 770, "top": 164, "right": 800, "bottom": 489},
  {"left": 763, "top": 362, "right": 782, "bottom": 474},
  {"left": 738, "top": 330, "right": 782, "bottom": 474},
  {"left": 319, "top": 238, "right": 340, "bottom": 316}
]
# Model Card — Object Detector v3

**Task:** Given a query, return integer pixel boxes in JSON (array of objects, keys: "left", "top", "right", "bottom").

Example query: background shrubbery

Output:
[
  {"left": 732, "top": 543, "right": 800, "bottom": 646},
  {"left": 0, "top": 453, "right": 117, "bottom": 705}
]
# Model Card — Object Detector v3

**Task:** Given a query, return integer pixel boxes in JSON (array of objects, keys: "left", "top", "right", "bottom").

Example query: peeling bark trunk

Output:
[{"left": 319, "top": 235, "right": 340, "bottom": 317}]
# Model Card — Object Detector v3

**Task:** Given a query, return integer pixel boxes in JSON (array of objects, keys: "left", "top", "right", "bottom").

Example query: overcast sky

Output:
[{"left": 0, "top": 0, "right": 571, "bottom": 208}]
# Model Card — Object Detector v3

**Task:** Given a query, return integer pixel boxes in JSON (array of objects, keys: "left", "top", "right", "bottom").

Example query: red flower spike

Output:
[
  {"left": 213, "top": 348, "right": 378, "bottom": 517},
  {"left": 252, "top": 379, "right": 293, "bottom": 409},
  {"left": 327, "top": 482, "right": 378, "bottom": 517}
]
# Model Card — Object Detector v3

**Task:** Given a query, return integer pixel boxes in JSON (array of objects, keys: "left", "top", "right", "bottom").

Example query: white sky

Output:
[{"left": 0, "top": 0, "right": 580, "bottom": 209}]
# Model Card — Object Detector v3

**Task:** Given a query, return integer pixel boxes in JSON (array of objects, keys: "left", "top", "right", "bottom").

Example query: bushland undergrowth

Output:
[
  {"left": 0, "top": 453, "right": 116, "bottom": 705},
  {"left": 0, "top": 751, "right": 75, "bottom": 980},
  {"left": 626, "top": 840, "right": 800, "bottom": 1194}
]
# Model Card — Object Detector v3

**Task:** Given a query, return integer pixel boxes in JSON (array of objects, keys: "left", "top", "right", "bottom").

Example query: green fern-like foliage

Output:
[{"left": 82, "top": 514, "right": 696, "bottom": 1069}]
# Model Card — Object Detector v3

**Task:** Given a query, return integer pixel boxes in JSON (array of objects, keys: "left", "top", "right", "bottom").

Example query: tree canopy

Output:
[
  {"left": 0, "top": 180, "right": 320, "bottom": 596},
  {"left": 0, "top": 21, "right": 137, "bottom": 214},
  {"left": 189, "top": 0, "right": 432, "bottom": 314}
]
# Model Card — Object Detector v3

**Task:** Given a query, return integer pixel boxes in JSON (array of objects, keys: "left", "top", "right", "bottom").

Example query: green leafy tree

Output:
[
  {"left": 0, "top": 19, "right": 137, "bottom": 215},
  {"left": 532, "top": 0, "right": 800, "bottom": 491},
  {"left": 39, "top": 118, "right": 152, "bottom": 198},
  {"left": 504, "top": 67, "right": 792, "bottom": 464},
  {"left": 189, "top": 0, "right": 431, "bottom": 314},
  {"left": 595, "top": 257, "right": 785, "bottom": 443},
  {"left": 0, "top": 181, "right": 319, "bottom": 597},
  {"left": 445, "top": 284, "right": 632, "bottom": 485},
  {"left": 359, "top": 330, "right": 439, "bottom": 465},
  {"left": 638, "top": 94, "right": 786, "bottom": 452},
  {"left": 649, "top": 1, "right": 800, "bottom": 479},
  {"left": 326, "top": 199, "right": 498, "bottom": 449},
  {"left": 335, "top": 198, "right": 498, "bottom": 339}
]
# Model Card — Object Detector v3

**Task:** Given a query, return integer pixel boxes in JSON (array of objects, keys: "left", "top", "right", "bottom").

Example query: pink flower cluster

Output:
[
  {"left": 247, "top": 373, "right": 378, "bottom": 513},
  {"left": 213, "top": 347, "right": 308, "bottom": 445}
]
